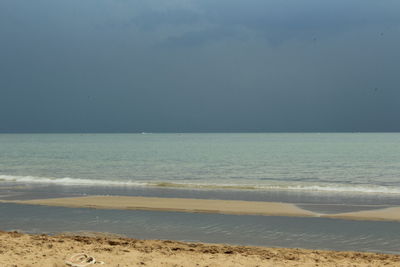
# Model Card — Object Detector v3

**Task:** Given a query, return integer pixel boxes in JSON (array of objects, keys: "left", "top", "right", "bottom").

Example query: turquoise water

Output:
[
  {"left": 1, "top": 133, "right": 400, "bottom": 194},
  {"left": 1, "top": 133, "right": 400, "bottom": 253}
]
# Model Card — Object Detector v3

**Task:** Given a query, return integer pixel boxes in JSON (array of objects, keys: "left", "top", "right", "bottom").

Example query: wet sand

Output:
[
  {"left": 2, "top": 195, "right": 400, "bottom": 222},
  {"left": 1, "top": 231, "right": 399, "bottom": 267},
  {"left": 325, "top": 207, "right": 400, "bottom": 221},
  {"left": 1, "top": 196, "right": 316, "bottom": 217}
]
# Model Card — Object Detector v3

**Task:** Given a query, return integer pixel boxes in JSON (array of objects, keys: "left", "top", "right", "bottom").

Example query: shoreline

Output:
[
  {"left": 1, "top": 230, "right": 399, "bottom": 266},
  {"left": 2, "top": 195, "right": 400, "bottom": 222}
]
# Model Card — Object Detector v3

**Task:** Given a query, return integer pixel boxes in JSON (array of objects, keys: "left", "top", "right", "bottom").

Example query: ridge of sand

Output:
[
  {"left": 1, "top": 231, "right": 399, "bottom": 267},
  {"left": 2, "top": 196, "right": 316, "bottom": 217},
  {"left": 2, "top": 196, "right": 400, "bottom": 222},
  {"left": 323, "top": 207, "right": 400, "bottom": 222}
]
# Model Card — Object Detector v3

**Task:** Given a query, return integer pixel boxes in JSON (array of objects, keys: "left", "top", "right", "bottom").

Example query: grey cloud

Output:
[
  {"left": 1, "top": 0, "right": 400, "bottom": 132},
  {"left": 162, "top": 27, "right": 238, "bottom": 47},
  {"left": 134, "top": 0, "right": 400, "bottom": 45},
  {"left": 130, "top": 9, "right": 201, "bottom": 30}
]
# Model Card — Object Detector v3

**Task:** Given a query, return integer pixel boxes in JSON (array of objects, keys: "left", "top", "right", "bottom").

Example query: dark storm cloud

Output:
[
  {"left": 123, "top": 0, "right": 400, "bottom": 45},
  {"left": 162, "top": 27, "right": 238, "bottom": 47},
  {"left": 0, "top": 0, "right": 400, "bottom": 132},
  {"left": 129, "top": 9, "right": 200, "bottom": 30}
]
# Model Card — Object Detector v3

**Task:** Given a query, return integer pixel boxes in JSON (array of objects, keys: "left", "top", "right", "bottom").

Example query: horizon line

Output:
[{"left": 0, "top": 131, "right": 400, "bottom": 134}]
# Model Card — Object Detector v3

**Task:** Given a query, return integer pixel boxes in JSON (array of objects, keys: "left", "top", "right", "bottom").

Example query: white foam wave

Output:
[
  {"left": 0, "top": 175, "right": 147, "bottom": 187},
  {"left": 270, "top": 184, "right": 400, "bottom": 194},
  {"left": 1, "top": 175, "right": 400, "bottom": 194},
  {"left": 150, "top": 182, "right": 400, "bottom": 194}
]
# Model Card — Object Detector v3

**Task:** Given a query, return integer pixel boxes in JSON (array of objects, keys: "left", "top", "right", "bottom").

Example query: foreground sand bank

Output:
[
  {"left": 3, "top": 195, "right": 400, "bottom": 222},
  {"left": 1, "top": 231, "right": 399, "bottom": 267}
]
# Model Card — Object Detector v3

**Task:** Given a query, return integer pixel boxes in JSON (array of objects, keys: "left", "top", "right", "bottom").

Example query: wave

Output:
[
  {"left": 150, "top": 182, "right": 400, "bottom": 194},
  {"left": 1, "top": 175, "right": 400, "bottom": 194},
  {"left": 0, "top": 175, "right": 147, "bottom": 187}
]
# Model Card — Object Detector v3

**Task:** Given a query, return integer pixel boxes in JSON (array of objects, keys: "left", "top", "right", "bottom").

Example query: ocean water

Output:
[
  {"left": 1, "top": 133, "right": 400, "bottom": 195},
  {"left": 1, "top": 203, "right": 399, "bottom": 254},
  {"left": 1, "top": 133, "right": 400, "bottom": 253}
]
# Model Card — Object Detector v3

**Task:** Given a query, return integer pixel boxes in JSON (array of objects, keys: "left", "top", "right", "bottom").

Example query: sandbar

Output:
[
  {"left": 3, "top": 196, "right": 400, "bottom": 222},
  {"left": 323, "top": 207, "right": 400, "bottom": 222},
  {"left": 2, "top": 196, "right": 316, "bottom": 217}
]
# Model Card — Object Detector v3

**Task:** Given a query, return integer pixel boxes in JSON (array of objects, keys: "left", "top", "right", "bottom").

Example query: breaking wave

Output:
[
  {"left": 0, "top": 175, "right": 147, "bottom": 187},
  {"left": 1, "top": 175, "right": 400, "bottom": 194}
]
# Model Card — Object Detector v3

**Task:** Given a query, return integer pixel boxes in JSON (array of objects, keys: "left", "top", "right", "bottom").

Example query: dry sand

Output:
[
  {"left": 1, "top": 231, "right": 399, "bottom": 267},
  {"left": 4, "top": 195, "right": 400, "bottom": 222}
]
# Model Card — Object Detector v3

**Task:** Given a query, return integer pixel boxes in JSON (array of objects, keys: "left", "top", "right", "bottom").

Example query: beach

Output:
[
  {"left": 1, "top": 134, "right": 400, "bottom": 264},
  {"left": 1, "top": 230, "right": 400, "bottom": 267},
  {"left": 1, "top": 195, "right": 400, "bottom": 266}
]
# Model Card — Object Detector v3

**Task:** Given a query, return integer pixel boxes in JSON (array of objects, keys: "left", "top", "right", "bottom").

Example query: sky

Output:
[{"left": 1, "top": 0, "right": 400, "bottom": 132}]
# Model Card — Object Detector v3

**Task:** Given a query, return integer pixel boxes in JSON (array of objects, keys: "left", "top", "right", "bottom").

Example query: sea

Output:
[{"left": 1, "top": 133, "right": 400, "bottom": 253}]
